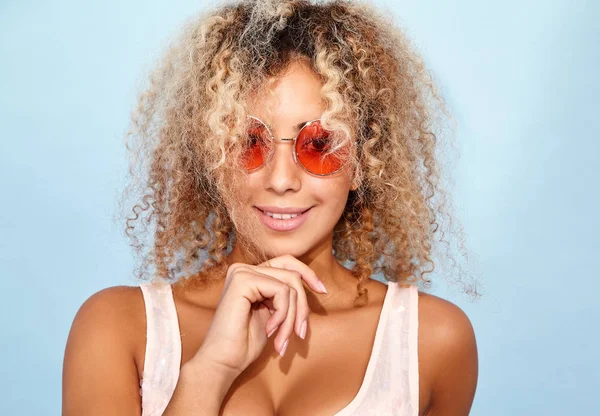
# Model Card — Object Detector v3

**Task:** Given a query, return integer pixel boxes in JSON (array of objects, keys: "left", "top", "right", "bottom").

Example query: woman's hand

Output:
[{"left": 191, "top": 254, "right": 327, "bottom": 378}]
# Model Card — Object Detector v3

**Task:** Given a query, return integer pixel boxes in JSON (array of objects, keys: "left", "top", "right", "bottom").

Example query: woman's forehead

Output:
[
  {"left": 247, "top": 115, "right": 317, "bottom": 134},
  {"left": 246, "top": 61, "right": 324, "bottom": 105},
  {"left": 243, "top": 96, "right": 325, "bottom": 133}
]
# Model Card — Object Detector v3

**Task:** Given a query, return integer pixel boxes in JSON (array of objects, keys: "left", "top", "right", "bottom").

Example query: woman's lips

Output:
[{"left": 254, "top": 207, "right": 312, "bottom": 232}]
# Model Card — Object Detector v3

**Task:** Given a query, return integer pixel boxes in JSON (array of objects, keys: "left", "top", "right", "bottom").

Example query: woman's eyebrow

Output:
[
  {"left": 261, "top": 119, "right": 313, "bottom": 134},
  {"left": 295, "top": 121, "right": 309, "bottom": 131},
  {"left": 265, "top": 120, "right": 309, "bottom": 132}
]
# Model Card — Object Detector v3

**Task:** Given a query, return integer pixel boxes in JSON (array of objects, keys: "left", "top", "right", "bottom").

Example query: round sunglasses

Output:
[{"left": 240, "top": 115, "right": 350, "bottom": 176}]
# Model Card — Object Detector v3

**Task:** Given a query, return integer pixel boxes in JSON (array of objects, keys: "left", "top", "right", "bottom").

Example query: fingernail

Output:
[
  {"left": 267, "top": 325, "right": 278, "bottom": 338},
  {"left": 300, "top": 320, "right": 307, "bottom": 339},
  {"left": 280, "top": 339, "right": 289, "bottom": 357},
  {"left": 317, "top": 279, "right": 328, "bottom": 294}
]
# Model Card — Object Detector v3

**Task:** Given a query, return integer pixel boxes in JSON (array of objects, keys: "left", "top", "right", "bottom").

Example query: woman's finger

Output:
[
  {"left": 271, "top": 286, "right": 297, "bottom": 356},
  {"left": 259, "top": 254, "right": 327, "bottom": 294},
  {"left": 249, "top": 266, "right": 310, "bottom": 340}
]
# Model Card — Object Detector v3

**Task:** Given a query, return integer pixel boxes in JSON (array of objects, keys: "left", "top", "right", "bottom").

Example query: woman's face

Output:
[{"left": 234, "top": 60, "right": 356, "bottom": 260}]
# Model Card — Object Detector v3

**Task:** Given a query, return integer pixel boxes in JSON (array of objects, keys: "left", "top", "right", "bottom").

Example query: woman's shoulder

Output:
[
  {"left": 415, "top": 289, "right": 478, "bottom": 414},
  {"left": 63, "top": 285, "right": 148, "bottom": 414},
  {"left": 416, "top": 289, "right": 477, "bottom": 364},
  {"left": 72, "top": 285, "right": 146, "bottom": 331},
  {"left": 416, "top": 290, "right": 475, "bottom": 337},
  {"left": 66, "top": 284, "right": 148, "bottom": 361}
]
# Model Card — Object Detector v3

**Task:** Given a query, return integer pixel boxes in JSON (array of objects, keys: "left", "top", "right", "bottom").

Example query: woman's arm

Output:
[
  {"left": 419, "top": 294, "right": 479, "bottom": 416},
  {"left": 162, "top": 357, "right": 237, "bottom": 415},
  {"left": 62, "top": 286, "right": 236, "bottom": 415},
  {"left": 62, "top": 287, "right": 144, "bottom": 415}
]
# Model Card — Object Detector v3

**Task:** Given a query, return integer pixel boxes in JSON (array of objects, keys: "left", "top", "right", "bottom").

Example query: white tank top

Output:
[{"left": 138, "top": 280, "right": 419, "bottom": 415}]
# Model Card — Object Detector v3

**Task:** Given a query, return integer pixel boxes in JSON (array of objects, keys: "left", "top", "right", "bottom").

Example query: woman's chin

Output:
[
  {"left": 262, "top": 244, "right": 309, "bottom": 260},
  {"left": 257, "top": 230, "right": 330, "bottom": 263},
  {"left": 231, "top": 237, "right": 310, "bottom": 264}
]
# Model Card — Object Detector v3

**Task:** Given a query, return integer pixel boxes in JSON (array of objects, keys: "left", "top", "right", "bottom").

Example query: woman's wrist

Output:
[
  {"left": 183, "top": 355, "right": 240, "bottom": 393},
  {"left": 163, "top": 358, "right": 238, "bottom": 415}
]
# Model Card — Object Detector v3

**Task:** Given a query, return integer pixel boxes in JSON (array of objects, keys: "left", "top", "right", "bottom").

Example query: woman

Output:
[{"left": 63, "top": 0, "right": 479, "bottom": 414}]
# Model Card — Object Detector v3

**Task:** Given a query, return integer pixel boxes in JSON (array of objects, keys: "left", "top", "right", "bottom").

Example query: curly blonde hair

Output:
[{"left": 118, "top": 0, "right": 481, "bottom": 304}]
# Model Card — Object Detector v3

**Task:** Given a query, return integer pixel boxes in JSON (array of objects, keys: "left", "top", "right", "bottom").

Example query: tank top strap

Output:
[
  {"left": 384, "top": 282, "right": 419, "bottom": 415},
  {"left": 139, "top": 281, "right": 182, "bottom": 416}
]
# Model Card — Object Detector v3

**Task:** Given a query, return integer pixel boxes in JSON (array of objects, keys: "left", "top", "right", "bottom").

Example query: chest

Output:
[
  {"left": 210, "top": 309, "right": 385, "bottom": 415},
  {"left": 135, "top": 286, "right": 430, "bottom": 415}
]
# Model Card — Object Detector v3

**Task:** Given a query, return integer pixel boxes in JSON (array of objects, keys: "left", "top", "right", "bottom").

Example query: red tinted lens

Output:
[
  {"left": 296, "top": 121, "right": 348, "bottom": 175},
  {"left": 241, "top": 118, "right": 270, "bottom": 170}
]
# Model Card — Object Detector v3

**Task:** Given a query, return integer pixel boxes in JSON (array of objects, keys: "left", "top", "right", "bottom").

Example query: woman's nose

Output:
[{"left": 263, "top": 140, "right": 301, "bottom": 194}]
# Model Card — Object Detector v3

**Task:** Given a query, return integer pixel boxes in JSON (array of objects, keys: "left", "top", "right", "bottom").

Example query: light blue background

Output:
[{"left": 1, "top": 0, "right": 598, "bottom": 414}]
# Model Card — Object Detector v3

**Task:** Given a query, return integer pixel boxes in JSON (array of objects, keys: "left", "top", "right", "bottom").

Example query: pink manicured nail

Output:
[
  {"left": 317, "top": 279, "right": 328, "bottom": 294},
  {"left": 267, "top": 325, "right": 278, "bottom": 338},
  {"left": 280, "top": 339, "right": 289, "bottom": 357},
  {"left": 299, "top": 320, "right": 307, "bottom": 339}
]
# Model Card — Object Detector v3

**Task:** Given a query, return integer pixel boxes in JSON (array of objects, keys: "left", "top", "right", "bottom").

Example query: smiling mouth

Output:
[
  {"left": 263, "top": 212, "right": 299, "bottom": 219},
  {"left": 256, "top": 208, "right": 312, "bottom": 219},
  {"left": 255, "top": 206, "right": 312, "bottom": 214},
  {"left": 254, "top": 206, "right": 313, "bottom": 231}
]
